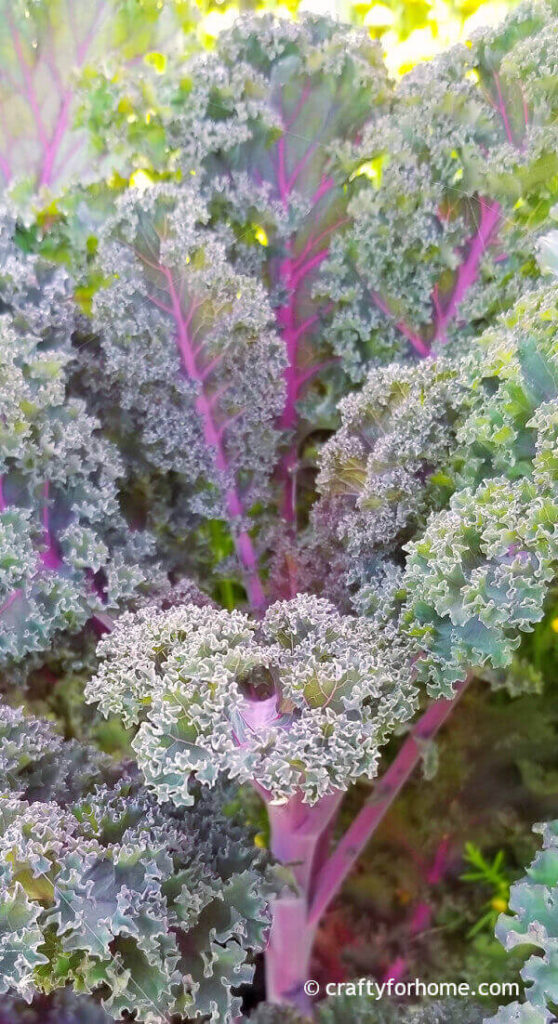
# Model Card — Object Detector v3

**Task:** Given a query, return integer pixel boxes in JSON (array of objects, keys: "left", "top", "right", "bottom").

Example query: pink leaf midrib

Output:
[
  {"left": 40, "top": 479, "right": 63, "bottom": 569},
  {"left": 156, "top": 263, "right": 266, "bottom": 612},
  {"left": 273, "top": 82, "right": 346, "bottom": 478},
  {"left": 433, "top": 197, "right": 501, "bottom": 343},
  {"left": 7, "top": 11, "right": 50, "bottom": 150},
  {"left": 274, "top": 185, "right": 347, "bottom": 532},
  {"left": 39, "top": 1, "right": 108, "bottom": 188},
  {"left": 371, "top": 196, "right": 501, "bottom": 356}
]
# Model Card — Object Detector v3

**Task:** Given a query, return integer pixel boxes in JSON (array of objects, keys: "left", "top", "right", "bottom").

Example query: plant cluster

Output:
[{"left": 0, "top": 1, "right": 557, "bottom": 1022}]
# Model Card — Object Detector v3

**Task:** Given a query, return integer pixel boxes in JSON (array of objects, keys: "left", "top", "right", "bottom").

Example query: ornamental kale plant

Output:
[
  {"left": 86, "top": 280, "right": 558, "bottom": 1011},
  {"left": 0, "top": 2, "right": 557, "bottom": 1022}
]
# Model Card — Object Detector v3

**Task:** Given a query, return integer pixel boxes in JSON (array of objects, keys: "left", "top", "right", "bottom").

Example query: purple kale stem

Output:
[
  {"left": 0, "top": 590, "right": 22, "bottom": 616},
  {"left": 40, "top": 480, "right": 62, "bottom": 570},
  {"left": 273, "top": 79, "right": 351, "bottom": 542},
  {"left": 493, "top": 71, "right": 516, "bottom": 148},
  {"left": 433, "top": 198, "right": 501, "bottom": 343},
  {"left": 370, "top": 289, "right": 431, "bottom": 357},
  {"left": 265, "top": 896, "right": 316, "bottom": 1011},
  {"left": 258, "top": 680, "right": 470, "bottom": 1009},
  {"left": 263, "top": 789, "right": 343, "bottom": 1009},
  {"left": 307, "top": 674, "right": 472, "bottom": 928},
  {"left": 267, "top": 791, "right": 344, "bottom": 893},
  {"left": 275, "top": 243, "right": 303, "bottom": 531},
  {"left": 158, "top": 265, "right": 266, "bottom": 613},
  {"left": 275, "top": 227, "right": 339, "bottom": 538}
]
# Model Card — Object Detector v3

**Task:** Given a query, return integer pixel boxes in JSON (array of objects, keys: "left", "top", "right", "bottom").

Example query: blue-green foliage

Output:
[
  {"left": 0, "top": 705, "right": 277, "bottom": 1023},
  {"left": 316, "top": 284, "right": 558, "bottom": 697},
  {"left": 485, "top": 819, "right": 558, "bottom": 1023}
]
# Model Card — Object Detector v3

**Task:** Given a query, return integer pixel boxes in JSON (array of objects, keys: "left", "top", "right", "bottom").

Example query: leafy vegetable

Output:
[{"left": 0, "top": 704, "right": 276, "bottom": 1022}]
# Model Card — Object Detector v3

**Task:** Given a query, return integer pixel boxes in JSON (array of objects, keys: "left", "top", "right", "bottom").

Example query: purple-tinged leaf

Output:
[
  {"left": 176, "top": 16, "right": 391, "bottom": 562},
  {"left": 319, "top": 3, "right": 558, "bottom": 373},
  {"left": 0, "top": 211, "right": 150, "bottom": 673},
  {"left": 92, "top": 183, "right": 286, "bottom": 612}
]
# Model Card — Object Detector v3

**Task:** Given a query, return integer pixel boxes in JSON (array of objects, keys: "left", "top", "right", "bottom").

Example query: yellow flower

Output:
[{"left": 491, "top": 897, "right": 508, "bottom": 913}]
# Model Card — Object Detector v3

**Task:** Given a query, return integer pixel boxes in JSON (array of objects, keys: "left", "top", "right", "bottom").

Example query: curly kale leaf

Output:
[
  {"left": 313, "top": 358, "right": 466, "bottom": 615},
  {"left": 91, "top": 181, "right": 285, "bottom": 610},
  {"left": 0, "top": 309, "right": 151, "bottom": 671},
  {"left": 485, "top": 819, "right": 558, "bottom": 1024},
  {"left": 87, "top": 593, "right": 417, "bottom": 806},
  {"left": 0, "top": 711, "right": 276, "bottom": 1022},
  {"left": 404, "top": 286, "right": 558, "bottom": 696}
]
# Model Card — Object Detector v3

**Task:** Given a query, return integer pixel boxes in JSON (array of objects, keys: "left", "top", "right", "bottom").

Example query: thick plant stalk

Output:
[
  {"left": 263, "top": 677, "right": 471, "bottom": 1008},
  {"left": 264, "top": 791, "right": 343, "bottom": 1009},
  {"left": 265, "top": 896, "right": 316, "bottom": 1011}
]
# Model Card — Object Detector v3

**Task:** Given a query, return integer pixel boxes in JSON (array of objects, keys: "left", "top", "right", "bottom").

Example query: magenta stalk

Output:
[{"left": 261, "top": 676, "right": 472, "bottom": 1008}]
